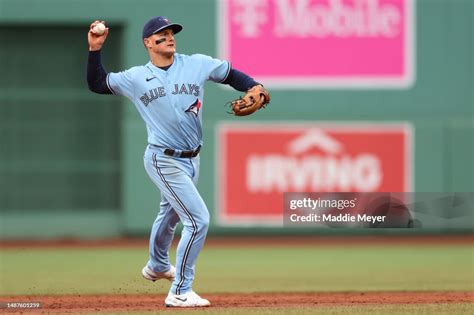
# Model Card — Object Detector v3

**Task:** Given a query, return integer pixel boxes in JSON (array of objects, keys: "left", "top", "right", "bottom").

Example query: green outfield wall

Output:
[{"left": 0, "top": 0, "right": 472, "bottom": 238}]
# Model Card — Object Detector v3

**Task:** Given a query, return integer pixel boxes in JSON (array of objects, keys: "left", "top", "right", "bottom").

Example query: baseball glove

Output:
[{"left": 228, "top": 84, "right": 271, "bottom": 116}]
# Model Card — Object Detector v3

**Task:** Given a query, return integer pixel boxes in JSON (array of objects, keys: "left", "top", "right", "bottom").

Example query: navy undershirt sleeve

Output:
[
  {"left": 221, "top": 68, "right": 259, "bottom": 92},
  {"left": 87, "top": 50, "right": 112, "bottom": 94}
]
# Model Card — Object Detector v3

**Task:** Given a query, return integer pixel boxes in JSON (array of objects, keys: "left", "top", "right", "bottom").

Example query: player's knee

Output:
[
  {"left": 182, "top": 212, "right": 209, "bottom": 233},
  {"left": 186, "top": 211, "right": 209, "bottom": 233},
  {"left": 194, "top": 213, "right": 210, "bottom": 232},
  {"left": 167, "top": 221, "right": 179, "bottom": 234},
  {"left": 170, "top": 212, "right": 181, "bottom": 226}
]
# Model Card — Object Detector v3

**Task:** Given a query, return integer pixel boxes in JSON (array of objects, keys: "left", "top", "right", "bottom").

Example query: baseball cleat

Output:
[
  {"left": 141, "top": 265, "right": 176, "bottom": 282},
  {"left": 164, "top": 291, "right": 211, "bottom": 307}
]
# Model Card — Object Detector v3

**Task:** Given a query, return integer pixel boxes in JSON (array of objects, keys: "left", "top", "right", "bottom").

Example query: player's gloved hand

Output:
[
  {"left": 88, "top": 20, "right": 109, "bottom": 51},
  {"left": 228, "top": 84, "right": 271, "bottom": 116}
]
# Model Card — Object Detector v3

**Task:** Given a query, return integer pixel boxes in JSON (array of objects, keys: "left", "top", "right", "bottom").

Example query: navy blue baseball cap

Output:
[{"left": 142, "top": 16, "right": 183, "bottom": 39}]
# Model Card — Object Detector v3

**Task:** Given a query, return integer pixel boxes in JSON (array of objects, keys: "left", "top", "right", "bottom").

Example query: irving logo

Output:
[
  {"left": 246, "top": 129, "right": 383, "bottom": 192},
  {"left": 217, "top": 123, "right": 412, "bottom": 226}
]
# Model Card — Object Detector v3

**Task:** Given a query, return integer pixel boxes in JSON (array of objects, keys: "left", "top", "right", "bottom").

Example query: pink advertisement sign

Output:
[{"left": 218, "top": 0, "right": 415, "bottom": 88}]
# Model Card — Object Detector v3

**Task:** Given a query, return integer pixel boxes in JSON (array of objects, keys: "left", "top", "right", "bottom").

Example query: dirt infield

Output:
[{"left": 1, "top": 292, "right": 472, "bottom": 313}]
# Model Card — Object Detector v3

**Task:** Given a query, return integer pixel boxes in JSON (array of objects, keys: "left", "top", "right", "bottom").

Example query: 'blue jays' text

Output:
[{"left": 140, "top": 83, "right": 200, "bottom": 106}]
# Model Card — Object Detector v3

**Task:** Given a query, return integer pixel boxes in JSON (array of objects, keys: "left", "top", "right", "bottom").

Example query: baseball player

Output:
[{"left": 87, "top": 17, "right": 270, "bottom": 307}]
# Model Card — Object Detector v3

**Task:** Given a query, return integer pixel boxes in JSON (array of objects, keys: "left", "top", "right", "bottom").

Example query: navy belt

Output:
[{"left": 163, "top": 145, "right": 201, "bottom": 158}]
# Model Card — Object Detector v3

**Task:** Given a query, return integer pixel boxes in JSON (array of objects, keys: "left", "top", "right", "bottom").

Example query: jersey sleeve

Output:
[
  {"left": 106, "top": 69, "right": 135, "bottom": 99},
  {"left": 197, "top": 54, "right": 231, "bottom": 83}
]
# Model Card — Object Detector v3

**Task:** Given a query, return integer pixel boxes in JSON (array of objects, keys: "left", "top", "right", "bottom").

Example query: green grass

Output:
[
  {"left": 71, "top": 304, "right": 473, "bottom": 315},
  {"left": 77, "top": 304, "right": 474, "bottom": 315},
  {"left": 1, "top": 244, "right": 473, "bottom": 295}
]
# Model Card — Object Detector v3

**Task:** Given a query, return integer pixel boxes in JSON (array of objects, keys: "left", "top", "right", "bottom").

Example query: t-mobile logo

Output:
[{"left": 232, "top": 0, "right": 268, "bottom": 37}]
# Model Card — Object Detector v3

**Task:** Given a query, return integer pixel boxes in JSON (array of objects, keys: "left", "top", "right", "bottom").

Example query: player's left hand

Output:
[{"left": 228, "top": 84, "right": 271, "bottom": 116}]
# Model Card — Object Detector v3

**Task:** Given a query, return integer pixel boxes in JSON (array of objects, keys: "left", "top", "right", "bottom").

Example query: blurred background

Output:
[{"left": 0, "top": 0, "right": 472, "bottom": 240}]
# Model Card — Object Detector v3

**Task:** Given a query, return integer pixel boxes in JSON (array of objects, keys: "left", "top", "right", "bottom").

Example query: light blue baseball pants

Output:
[{"left": 143, "top": 145, "right": 209, "bottom": 295}]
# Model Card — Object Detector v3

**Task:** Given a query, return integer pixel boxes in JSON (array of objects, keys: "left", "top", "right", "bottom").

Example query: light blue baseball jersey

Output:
[{"left": 107, "top": 53, "right": 230, "bottom": 150}]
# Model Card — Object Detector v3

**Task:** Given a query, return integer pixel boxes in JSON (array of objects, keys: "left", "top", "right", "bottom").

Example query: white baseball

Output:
[{"left": 92, "top": 23, "right": 106, "bottom": 35}]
